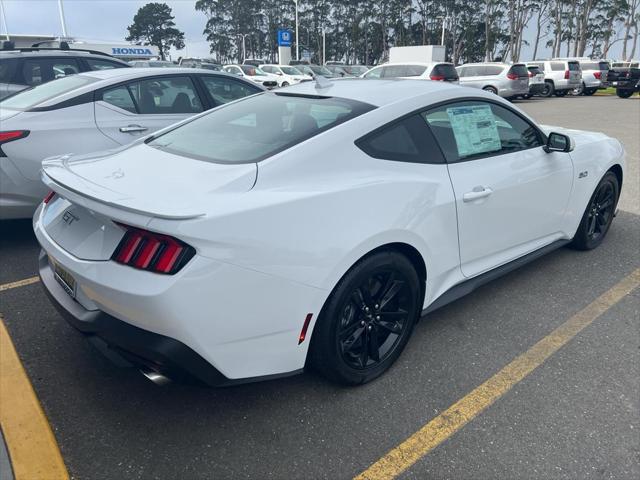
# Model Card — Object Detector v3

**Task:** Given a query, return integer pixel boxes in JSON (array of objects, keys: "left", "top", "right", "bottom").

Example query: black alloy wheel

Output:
[
  {"left": 309, "top": 251, "right": 421, "bottom": 385},
  {"left": 541, "top": 82, "right": 554, "bottom": 97},
  {"left": 570, "top": 172, "right": 619, "bottom": 250}
]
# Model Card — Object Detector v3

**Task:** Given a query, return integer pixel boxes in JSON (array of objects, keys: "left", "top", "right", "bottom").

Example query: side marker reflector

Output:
[{"left": 298, "top": 313, "right": 313, "bottom": 344}]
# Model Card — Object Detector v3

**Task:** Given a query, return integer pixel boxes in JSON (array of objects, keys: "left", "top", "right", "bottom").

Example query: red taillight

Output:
[
  {"left": 43, "top": 191, "right": 56, "bottom": 204},
  {"left": 506, "top": 73, "right": 518, "bottom": 80},
  {"left": 298, "top": 313, "right": 313, "bottom": 344},
  {"left": 112, "top": 224, "right": 195, "bottom": 275},
  {"left": 528, "top": 71, "right": 534, "bottom": 78},
  {"left": 429, "top": 75, "right": 445, "bottom": 81},
  {"left": 0, "top": 130, "right": 29, "bottom": 156},
  {"left": 594, "top": 71, "right": 601, "bottom": 79},
  {"left": 564, "top": 70, "right": 570, "bottom": 79}
]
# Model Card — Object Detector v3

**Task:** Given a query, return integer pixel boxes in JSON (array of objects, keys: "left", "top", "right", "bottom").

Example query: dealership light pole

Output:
[
  {"left": 57, "top": 0, "right": 68, "bottom": 37},
  {"left": 0, "top": 0, "right": 10, "bottom": 41},
  {"left": 293, "top": 0, "right": 299, "bottom": 60}
]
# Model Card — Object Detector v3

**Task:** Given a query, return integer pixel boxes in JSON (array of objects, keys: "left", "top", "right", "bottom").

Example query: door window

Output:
[
  {"left": 0, "top": 58, "right": 18, "bottom": 83},
  {"left": 102, "top": 85, "right": 137, "bottom": 113},
  {"left": 201, "top": 76, "right": 259, "bottom": 105},
  {"left": 363, "top": 67, "right": 383, "bottom": 79},
  {"left": 127, "top": 76, "right": 203, "bottom": 114},
  {"left": 22, "top": 60, "right": 48, "bottom": 86},
  {"left": 422, "top": 101, "right": 543, "bottom": 163},
  {"left": 550, "top": 62, "right": 565, "bottom": 71},
  {"left": 51, "top": 60, "right": 80, "bottom": 79}
]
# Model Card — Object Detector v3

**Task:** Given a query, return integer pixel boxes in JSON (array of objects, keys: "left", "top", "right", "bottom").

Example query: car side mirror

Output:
[
  {"left": 544, "top": 132, "right": 574, "bottom": 153},
  {"left": 276, "top": 71, "right": 283, "bottom": 75}
]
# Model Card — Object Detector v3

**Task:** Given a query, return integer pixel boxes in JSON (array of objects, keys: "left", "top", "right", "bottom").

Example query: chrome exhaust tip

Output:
[{"left": 140, "top": 368, "right": 171, "bottom": 386}]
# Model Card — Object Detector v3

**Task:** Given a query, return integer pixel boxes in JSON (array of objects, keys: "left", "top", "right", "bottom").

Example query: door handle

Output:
[
  {"left": 119, "top": 125, "right": 148, "bottom": 133},
  {"left": 463, "top": 186, "right": 493, "bottom": 202}
]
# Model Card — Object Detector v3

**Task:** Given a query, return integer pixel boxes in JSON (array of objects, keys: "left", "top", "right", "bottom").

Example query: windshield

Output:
[
  {"left": 310, "top": 65, "right": 333, "bottom": 76},
  {"left": 150, "top": 61, "right": 175, "bottom": 68},
  {"left": 0, "top": 74, "right": 97, "bottom": 110},
  {"left": 281, "top": 66, "right": 303, "bottom": 75},
  {"left": 344, "top": 66, "right": 368, "bottom": 76},
  {"left": 148, "top": 92, "right": 375, "bottom": 164}
]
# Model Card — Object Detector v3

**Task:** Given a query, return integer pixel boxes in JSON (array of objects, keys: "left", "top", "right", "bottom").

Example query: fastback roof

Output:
[{"left": 279, "top": 78, "right": 460, "bottom": 107}]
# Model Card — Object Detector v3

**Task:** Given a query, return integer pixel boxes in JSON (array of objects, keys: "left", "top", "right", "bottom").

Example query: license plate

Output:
[{"left": 51, "top": 257, "right": 76, "bottom": 298}]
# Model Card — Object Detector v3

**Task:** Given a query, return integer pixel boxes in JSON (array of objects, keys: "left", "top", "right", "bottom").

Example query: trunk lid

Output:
[
  {"left": 41, "top": 143, "right": 257, "bottom": 260},
  {"left": 42, "top": 142, "right": 258, "bottom": 220}
]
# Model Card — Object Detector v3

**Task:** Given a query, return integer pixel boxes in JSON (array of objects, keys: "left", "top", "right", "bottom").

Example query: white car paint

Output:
[
  {"left": 0, "top": 67, "right": 262, "bottom": 219},
  {"left": 361, "top": 62, "right": 459, "bottom": 83},
  {"left": 33, "top": 80, "right": 625, "bottom": 384},
  {"left": 259, "top": 64, "right": 312, "bottom": 85}
]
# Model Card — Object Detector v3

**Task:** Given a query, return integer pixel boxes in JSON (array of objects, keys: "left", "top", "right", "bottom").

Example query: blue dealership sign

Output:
[{"left": 277, "top": 29, "right": 293, "bottom": 47}]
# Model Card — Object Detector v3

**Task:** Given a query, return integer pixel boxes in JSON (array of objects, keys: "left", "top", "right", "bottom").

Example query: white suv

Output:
[
  {"left": 526, "top": 60, "right": 582, "bottom": 97},
  {"left": 362, "top": 62, "right": 459, "bottom": 83},
  {"left": 259, "top": 64, "right": 312, "bottom": 86}
]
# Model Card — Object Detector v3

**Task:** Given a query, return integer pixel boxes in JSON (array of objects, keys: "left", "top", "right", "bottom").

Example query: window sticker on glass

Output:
[{"left": 446, "top": 105, "right": 501, "bottom": 158}]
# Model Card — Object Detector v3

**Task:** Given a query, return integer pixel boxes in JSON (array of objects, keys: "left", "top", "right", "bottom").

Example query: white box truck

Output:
[{"left": 389, "top": 45, "right": 445, "bottom": 63}]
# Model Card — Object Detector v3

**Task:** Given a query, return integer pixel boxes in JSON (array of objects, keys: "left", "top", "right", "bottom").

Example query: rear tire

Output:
[
  {"left": 584, "top": 88, "right": 597, "bottom": 96},
  {"left": 281, "top": 81, "right": 289, "bottom": 87},
  {"left": 541, "top": 81, "right": 554, "bottom": 97},
  {"left": 570, "top": 172, "right": 619, "bottom": 251},
  {"left": 555, "top": 90, "right": 568, "bottom": 97},
  {"left": 616, "top": 89, "right": 634, "bottom": 98},
  {"left": 482, "top": 86, "right": 498, "bottom": 95},
  {"left": 309, "top": 251, "right": 422, "bottom": 385}
]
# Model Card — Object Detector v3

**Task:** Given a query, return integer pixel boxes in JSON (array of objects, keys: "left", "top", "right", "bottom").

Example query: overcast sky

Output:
[{"left": 1, "top": 0, "right": 632, "bottom": 61}]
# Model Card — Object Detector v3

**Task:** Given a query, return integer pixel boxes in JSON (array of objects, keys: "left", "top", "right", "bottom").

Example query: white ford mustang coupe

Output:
[{"left": 34, "top": 79, "right": 625, "bottom": 386}]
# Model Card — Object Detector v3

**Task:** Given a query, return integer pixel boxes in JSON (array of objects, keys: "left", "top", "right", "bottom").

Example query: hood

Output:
[{"left": 41, "top": 143, "right": 257, "bottom": 219}]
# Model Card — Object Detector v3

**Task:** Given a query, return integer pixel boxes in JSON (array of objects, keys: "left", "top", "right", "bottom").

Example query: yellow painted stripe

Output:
[
  {"left": 0, "top": 276, "right": 39, "bottom": 293},
  {"left": 0, "top": 318, "right": 68, "bottom": 480},
  {"left": 355, "top": 268, "right": 640, "bottom": 480}
]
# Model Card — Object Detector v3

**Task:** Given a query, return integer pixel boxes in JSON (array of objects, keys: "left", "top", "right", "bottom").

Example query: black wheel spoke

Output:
[
  {"left": 359, "top": 328, "right": 369, "bottom": 367},
  {"left": 379, "top": 279, "right": 405, "bottom": 310},
  {"left": 376, "top": 319, "right": 403, "bottom": 334},
  {"left": 587, "top": 215, "right": 597, "bottom": 235},
  {"left": 368, "top": 327, "right": 380, "bottom": 362},
  {"left": 341, "top": 327, "right": 364, "bottom": 354}
]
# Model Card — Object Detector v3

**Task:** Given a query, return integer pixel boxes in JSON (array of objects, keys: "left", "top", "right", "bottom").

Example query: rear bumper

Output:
[{"left": 38, "top": 251, "right": 302, "bottom": 386}]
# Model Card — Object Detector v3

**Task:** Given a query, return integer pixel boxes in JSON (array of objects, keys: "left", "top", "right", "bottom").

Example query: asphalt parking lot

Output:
[{"left": 1, "top": 95, "right": 639, "bottom": 480}]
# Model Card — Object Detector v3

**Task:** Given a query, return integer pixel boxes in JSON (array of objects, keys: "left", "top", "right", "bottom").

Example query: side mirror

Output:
[
  {"left": 276, "top": 71, "right": 283, "bottom": 75},
  {"left": 544, "top": 132, "right": 574, "bottom": 153}
]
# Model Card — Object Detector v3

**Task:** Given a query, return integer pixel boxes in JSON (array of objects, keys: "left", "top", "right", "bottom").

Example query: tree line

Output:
[{"left": 128, "top": 1, "right": 639, "bottom": 64}]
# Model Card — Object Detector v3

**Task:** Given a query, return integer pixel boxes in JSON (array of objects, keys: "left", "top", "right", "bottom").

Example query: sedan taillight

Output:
[
  {"left": 429, "top": 75, "right": 445, "bottom": 81},
  {"left": 0, "top": 130, "right": 29, "bottom": 156},
  {"left": 112, "top": 224, "right": 195, "bottom": 275}
]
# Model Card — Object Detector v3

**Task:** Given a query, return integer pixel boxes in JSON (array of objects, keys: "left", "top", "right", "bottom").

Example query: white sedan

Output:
[
  {"left": 259, "top": 64, "right": 313, "bottom": 86},
  {"left": 34, "top": 79, "right": 625, "bottom": 386},
  {"left": 0, "top": 68, "right": 262, "bottom": 219}
]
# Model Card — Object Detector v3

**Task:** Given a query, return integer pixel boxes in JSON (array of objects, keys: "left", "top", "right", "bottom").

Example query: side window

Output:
[
  {"left": 356, "top": 115, "right": 445, "bottom": 164},
  {"left": 422, "top": 101, "right": 543, "bottom": 163},
  {"left": 261, "top": 66, "right": 274, "bottom": 74},
  {"left": 23, "top": 60, "right": 50, "bottom": 86},
  {"left": 86, "top": 58, "right": 123, "bottom": 71},
  {"left": 484, "top": 66, "right": 503, "bottom": 76},
  {"left": 0, "top": 58, "right": 18, "bottom": 83},
  {"left": 102, "top": 85, "right": 137, "bottom": 113},
  {"left": 51, "top": 59, "right": 81, "bottom": 79},
  {"left": 381, "top": 65, "right": 407, "bottom": 78},
  {"left": 201, "top": 76, "right": 259, "bottom": 105},
  {"left": 127, "top": 77, "right": 203, "bottom": 114},
  {"left": 457, "top": 67, "right": 467, "bottom": 77},
  {"left": 364, "top": 67, "right": 382, "bottom": 79},
  {"left": 550, "top": 62, "right": 564, "bottom": 71}
]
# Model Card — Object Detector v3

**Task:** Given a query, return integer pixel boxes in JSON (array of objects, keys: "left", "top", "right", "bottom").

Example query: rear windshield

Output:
[
  {"left": 508, "top": 64, "right": 529, "bottom": 77},
  {"left": 148, "top": 93, "right": 375, "bottom": 164},
  {"left": 0, "top": 74, "right": 97, "bottom": 110},
  {"left": 599, "top": 61, "right": 610, "bottom": 71},
  {"left": 432, "top": 64, "right": 459, "bottom": 80},
  {"left": 568, "top": 62, "right": 580, "bottom": 71},
  {"left": 527, "top": 66, "right": 542, "bottom": 74}
]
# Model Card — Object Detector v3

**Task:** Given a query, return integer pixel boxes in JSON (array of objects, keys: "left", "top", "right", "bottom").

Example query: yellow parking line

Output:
[
  {"left": 355, "top": 268, "right": 640, "bottom": 480},
  {"left": 0, "top": 277, "right": 40, "bottom": 293},
  {"left": 0, "top": 318, "right": 68, "bottom": 480}
]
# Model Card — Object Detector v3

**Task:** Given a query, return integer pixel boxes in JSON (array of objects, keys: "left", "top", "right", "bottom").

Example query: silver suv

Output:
[
  {"left": 526, "top": 60, "right": 582, "bottom": 97},
  {"left": 455, "top": 63, "right": 529, "bottom": 99},
  {"left": 0, "top": 46, "right": 129, "bottom": 100}
]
